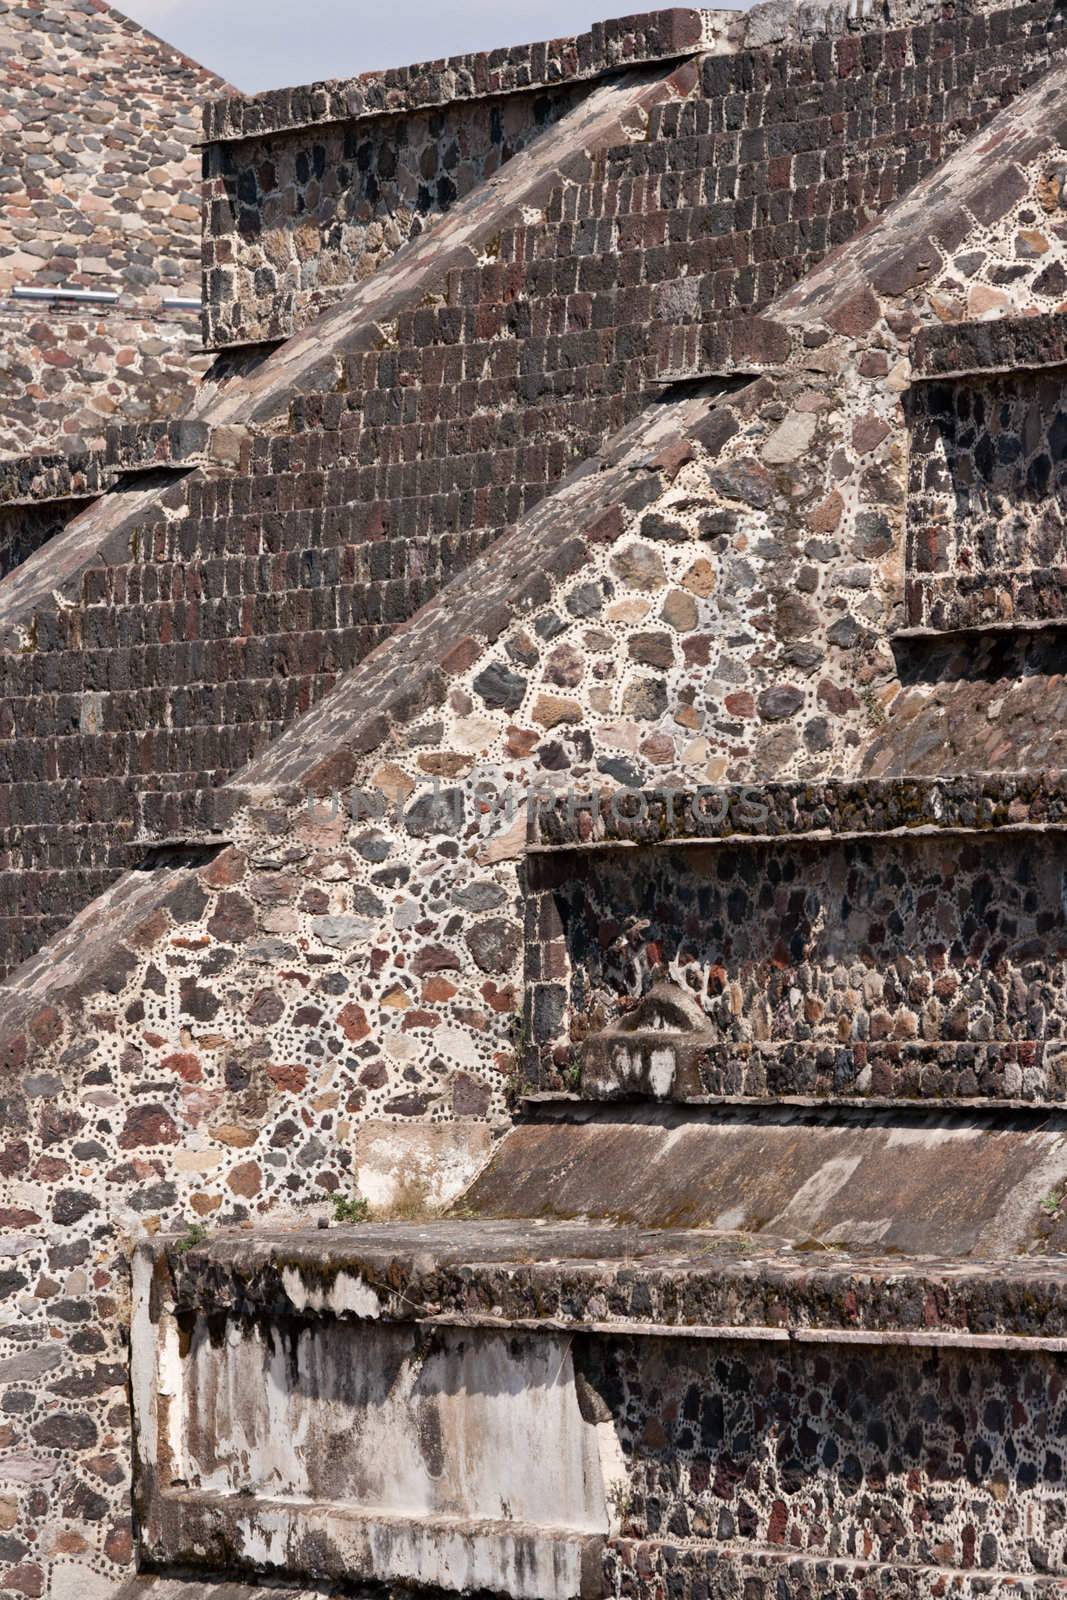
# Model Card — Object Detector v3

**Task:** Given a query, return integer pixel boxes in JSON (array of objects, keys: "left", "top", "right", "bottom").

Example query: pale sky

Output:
[{"left": 119, "top": 0, "right": 657, "bottom": 94}]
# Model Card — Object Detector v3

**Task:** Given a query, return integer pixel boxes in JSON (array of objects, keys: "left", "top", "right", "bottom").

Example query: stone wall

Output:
[
  {"left": 200, "top": 8, "right": 718, "bottom": 346},
  {"left": 589, "top": 1335, "right": 1066, "bottom": 1575},
  {"left": 0, "top": 314, "right": 907, "bottom": 1594},
  {"left": 907, "top": 364, "right": 1067, "bottom": 630},
  {"left": 0, "top": 0, "right": 227, "bottom": 453},
  {"left": 128, "top": 1219, "right": 1067, "bottom": 1597},
  {"left": 0, "top": 303, "right": 211, "bottom": 460},
  {"left": 3, "top": 11, "right": 1067, "bottom": 1598},
  {"left": 524, "top": 827, "right": 1067, "bottom": 1100},
  {"left": 204, "top": 0, "right": 1067, "bottom": 349},
  {"left": 0, "top": 500, "right": 85, "bottom": 586},
  {"left": 3, "top": 2, "right": 1064, "bottom": 981},
  {"left": 202, "top": 84, "right": 588, "bottom": 347}
]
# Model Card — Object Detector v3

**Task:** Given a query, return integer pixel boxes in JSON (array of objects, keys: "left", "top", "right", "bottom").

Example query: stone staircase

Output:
[
  {"left": 2, "top": 0, "right": 1062, "bottom": 979},
  {"left": 123, "top": 283, "right": 1067, "bottom": 1598}
]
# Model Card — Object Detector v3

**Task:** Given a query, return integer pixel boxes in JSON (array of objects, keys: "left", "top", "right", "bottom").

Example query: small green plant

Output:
[
  {"left": 607, "top": 1480, "right": 635, "bottom": 1525},
  {"left": 562, "top": 1051, "right": 583, "bottom": 1092},
  {"left": 175, "top": 1221, "right": 209, "bottom": 1255},
  {"left": 503, "top": 1063, "right": 529, "bottom": 1111},
  {"left": 505, "top": 1010, "right": 529, "bottom": 1053},
  {"left": 1041, "top": 1188, "right": 1064, "bottom": 1218},
  {"left": 332, "top": 1192, "right": 371, "bottom": 1224}
]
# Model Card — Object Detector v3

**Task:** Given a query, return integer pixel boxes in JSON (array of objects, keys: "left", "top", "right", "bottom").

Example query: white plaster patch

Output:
[{"left": 281, "top": 1265, "right": 381, "bottom": 1319}]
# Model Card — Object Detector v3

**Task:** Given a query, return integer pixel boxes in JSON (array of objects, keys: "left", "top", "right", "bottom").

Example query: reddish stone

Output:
[
  {"left": 227, "top": 1161, "right": 262, "bottom": 1198},
  {"left": 818, "top": 679, "right": 860, "bottom": 714},
  {"left": 852, "top": 414, "right": 891, "bottom": 454},
  {"left": 585, "top": 505, "right": 624, "bottom": 544},
  {"left": 0, "top": 1143, "right": 29, "bottom": 1179},
  {"left": 0, "top": 1208, "right": 39, "bottom": 1227},
  {"left": 51, "top": 1533, "right": 88, "bottom": 1556},
  {"left": 129, "top": 910, "right": 169, "bottom": 949},
  {"left": 207, "top": 891, "right": 256, "bottom": 943},
  {"left": 400, "top": 1008, "right": 441, "bottom": 1031},
  {"left": 412, "top": 944, "right": 462, "bottom": 976},
  {"left": 160, "top": 1052, "right": 202, "bottom": 1084},
  {"left": 725, "top": 691, "right": 756, "bottom": 718},
  {"left": 422, "top": 976, "right": 457, "bottom": 1002},
  {"left": 810, "top": 490, "right": 843, "bottom": 533},
  {"left": 118, "top": 1105, "right": 179, "bottom": 1150},
  {"left": 639, "top": 734, "right": 675, "bottom": 764},
  {"left": 337, "top": 1002, "right": 370, "bottom": 1041},
  {"left": 825, "top": 287, "right": 880, "bottom": 337},
  {"left": 481, "top": 981, "right": 516, "bottom": 1013},
  {"left": 439, "top": 636, "right": 481, "bottom": 674},
  {"left": 27, "top": 1007, "right": 63, "bottom": 1047},
  {"left": 0, "top": 1564, "right": 44, "bottom": 1596},
  {"left": 104, "top": 1523, "right": 134, "bottom": 1565},
  {"left": 644, "top": 438, "right": 694, "bottom": 481},
  {"left": 201, "top": 848, "right": 247, "bottom": 888},
  {"left": 32, "top": 1157, "right": 70, "bottom": 1182},
  {"left": 267, "top": 1063, "right": 308, "bottom": 1093},
  {"left": 682, "top": 634, "right": 713, "bottom": 666},
  {"left": 505, "top": 725, "right": 539, "bottom": 757},
  {"left": 858, "top": 351, "right": 889, "bottom": 377}
]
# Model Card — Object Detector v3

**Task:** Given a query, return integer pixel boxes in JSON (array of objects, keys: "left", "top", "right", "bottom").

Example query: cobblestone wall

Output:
[
  {"left": 0, "top": 0, "right": 226, "bottom": 453},
  {"left": 525, "top": 829, "right": 1067, "bottom": 1098},
  {"left": 584, "top": 1336, "right": 1067, "bottom": 1576},
  {"left": 0, "top": 310, "right": 909, "bottom": 1595},
  {"left": 2, "top": 10, "right": 1067, "bottom": 1597},
  {"left": 0, "top": 304, "right": 210, "bottom": 458},
  {"left": 4, "top": 4, "right": 1065, "bottom": 979},
  {"left": 908, "top": 366, "right": 1067, "bottom": 630}
]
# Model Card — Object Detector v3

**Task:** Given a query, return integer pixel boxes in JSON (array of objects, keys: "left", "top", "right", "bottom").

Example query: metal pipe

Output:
[
  {"left": 11, "top": 286, "right": 121, "bottom": 305},
  {"left": 162, "top": 297, "right": 202, "bottom": 311}
]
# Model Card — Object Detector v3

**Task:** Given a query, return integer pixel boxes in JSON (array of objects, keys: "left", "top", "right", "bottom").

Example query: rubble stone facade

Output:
[
  {"left": 0, "top": 0, "right": 228, "bottom": 456},
  {"left": 2, "top": 4, "right": 1067, "bottom": 1600}
]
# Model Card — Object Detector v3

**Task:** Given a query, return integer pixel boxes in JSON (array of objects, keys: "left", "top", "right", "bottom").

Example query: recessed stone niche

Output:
[
  {"left": 906, "top": 365, "right": 1067, "bottom": 631},
  {"left": 526, "top": 820, "right": 1067, "bottom": 1101}
]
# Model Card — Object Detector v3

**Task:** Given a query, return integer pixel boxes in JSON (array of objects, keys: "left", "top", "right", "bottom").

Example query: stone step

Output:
[
  {"left": 130, "top": 1192, "right": 1067, "bottom": 1597},
  {"left": 110, "top": 1579, "right": 335, "bottom": 1600}
]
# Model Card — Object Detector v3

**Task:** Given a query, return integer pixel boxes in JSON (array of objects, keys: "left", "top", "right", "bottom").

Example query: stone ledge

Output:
[
  {"left": 903, "top": 570, "right": 1067, "bottom": 633},
  {"left": 0, "top": 421, "right": 221, "bottom": 509},
  {"left": 911, "top": 312, "right": 1067, "bottom": 379},
  {"left": 203, "top": 10, "right": 722, "bottom": 143},
  {"left": 654, "top": 316, "right": 793, "bottom": 380},
  {"left": 529, "top": 771, "right": 1067, "bottom": 850},
  {"left": 605, "top": 1543, "right": 1067, "bottom": 1599},
  {"left": 156, "top": 1216, "right": 1067, "bottom": 1343},
  {"left": 145, "top": 1496, "right": 604, "bottom": 1600},
  {"left": 574, "top": 1038, "right": 1067, "bottom": 1105},
  {"left": 109, "top": 1584, "right": 329, "bottom": 1600}
]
